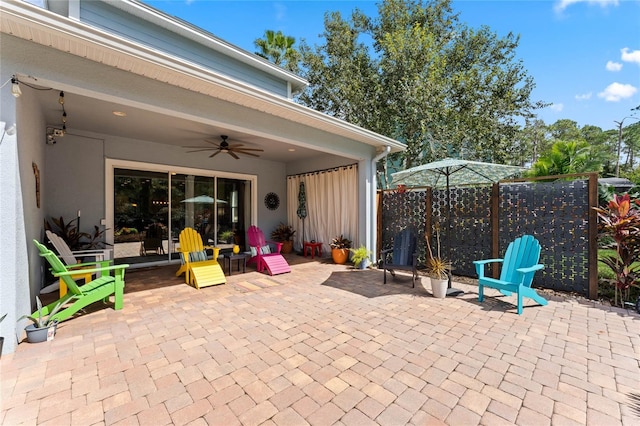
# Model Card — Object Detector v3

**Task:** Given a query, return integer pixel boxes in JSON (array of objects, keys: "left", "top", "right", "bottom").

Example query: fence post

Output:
[
  {"left": 588, "top": 173, "right": 599, "bottom": 299},
  {"left": 491, "top": 182, "right": 500, "bottom": 278}
]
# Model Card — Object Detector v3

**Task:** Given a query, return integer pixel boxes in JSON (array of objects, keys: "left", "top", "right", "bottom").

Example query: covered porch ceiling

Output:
[{"left": 32, "top": 88, "right": 321, "bottom": 163}]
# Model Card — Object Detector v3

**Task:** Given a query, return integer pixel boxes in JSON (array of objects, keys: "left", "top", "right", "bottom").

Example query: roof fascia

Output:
[
  {"left": 110, "top": 0, "right": 308, "bottom": 94},
  {"left": 1, "top": 1, "right": 406, "bottom": 152}
]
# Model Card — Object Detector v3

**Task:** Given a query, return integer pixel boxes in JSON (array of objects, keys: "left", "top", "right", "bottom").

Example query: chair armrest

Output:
[
  {"left": 54, "top": 264, "right": 130, "bottom": 277},
  {"left": 70, "top": 260, "right": 112, "bottom": 268},
  {"left": 380, "top": 248, "right": 393, "bottom": 255},
  {"left": 473, "top": 258, "right": 504, "bottom": 279},
  {"left": 266, "top": 240, "right": 283, "bottom": 253},
  {"left": 517, "top": 264, "right": 545, "bottom": 274},
  {"left": 71, "top": 249, "right": 112, "bottom": 261},
  {"left": 472, "top": 258, "right": 504, "bottom": 266}
]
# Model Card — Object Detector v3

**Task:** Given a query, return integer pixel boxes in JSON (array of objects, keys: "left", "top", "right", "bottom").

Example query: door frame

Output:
[{"left": 105, "top": 158, "right": 257, "bottom": 266}]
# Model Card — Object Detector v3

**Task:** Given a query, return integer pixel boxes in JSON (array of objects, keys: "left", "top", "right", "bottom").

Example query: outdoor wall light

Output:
[{"left": 11, "top": 76, "right": 22, "bottom": 98}]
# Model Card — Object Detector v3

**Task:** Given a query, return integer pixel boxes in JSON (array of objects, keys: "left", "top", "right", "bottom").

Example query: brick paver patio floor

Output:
[{"left": 1, "top": 256, "right": 639, "bottom": 425}]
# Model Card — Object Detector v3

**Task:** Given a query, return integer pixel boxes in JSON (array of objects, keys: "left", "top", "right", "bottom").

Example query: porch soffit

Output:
[{"left": 0, "top": 1, "right": 405, "bottom": 154}]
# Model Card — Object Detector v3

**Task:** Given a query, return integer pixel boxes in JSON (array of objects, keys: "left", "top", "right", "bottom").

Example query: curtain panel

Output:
[{"left": 287, "top": 165, "right": 358, "bottom": 254}]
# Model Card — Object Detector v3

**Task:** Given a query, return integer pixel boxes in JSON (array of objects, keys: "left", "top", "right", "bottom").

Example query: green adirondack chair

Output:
[
  {"left": 32, "top": 240, "right": 129, "bottom": 323},
  {"left": 473, "top": 235, "right": 547, "bottom": 315}
]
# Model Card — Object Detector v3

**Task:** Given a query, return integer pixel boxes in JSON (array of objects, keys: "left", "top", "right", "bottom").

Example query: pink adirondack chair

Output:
[{"left": 247, "top": 225, "right": 291, "bottom": 275}]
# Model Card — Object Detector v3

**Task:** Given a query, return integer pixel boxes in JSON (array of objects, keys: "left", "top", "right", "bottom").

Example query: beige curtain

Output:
[{"left": 287, "top": 165, "right": 358, "bottom": 254}]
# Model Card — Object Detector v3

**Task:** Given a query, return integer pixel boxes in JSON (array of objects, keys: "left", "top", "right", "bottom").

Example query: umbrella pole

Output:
[{"left": 445, "top": 171, "right": 464, "bottom": 297}]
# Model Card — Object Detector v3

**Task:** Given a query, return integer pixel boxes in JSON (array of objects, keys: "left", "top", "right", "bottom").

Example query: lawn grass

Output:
[{"left": 598, "top": 249, "right": 640, "bottom": 280}]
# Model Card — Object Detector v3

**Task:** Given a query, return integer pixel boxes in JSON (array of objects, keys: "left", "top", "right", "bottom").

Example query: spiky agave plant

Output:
[
  {"left": 425, "top": 223, "right": 452, "bottom": 280},
  {"left": 19, "top": 297, "right": 64, "bottom": 329}
]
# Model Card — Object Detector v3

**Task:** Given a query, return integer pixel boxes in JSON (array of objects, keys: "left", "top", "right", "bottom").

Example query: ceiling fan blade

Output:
[
  {"left": 202, "top": 138, "right": 222, "bottom": 146},
  {"left": 233, "top": 150, "right": 260, "bottom": 157},
  {"left": 233, "top": 147, "right": 264, "bottom": 152},
  {"left": 229, "top": 151, "right": 240, "bottom": 160},
  {"left": 209, "top": 150, "right": 222, "bottom": 158},
  {"left": 186, "top": 148, "right": 217, "bottom": 153}
]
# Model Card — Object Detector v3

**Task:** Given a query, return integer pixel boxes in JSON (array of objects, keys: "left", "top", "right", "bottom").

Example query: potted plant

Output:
[
  {"left": 350, "top": 245, "right": 372, "bottom": 269},
  {"left": 271, "top": 223, "right": 296, "bottom": 254},
  {"left": 330, "top": 235, "right": 352, "bottom": 264},
  {"left": 19, "top": 297, "right": 64, "bottom": 343},
  {"left": 424, "top": 225, "right": 451, "bottom": 298},
  {"left": 219, "top": 229, "right": 235, "bottom": 244}
]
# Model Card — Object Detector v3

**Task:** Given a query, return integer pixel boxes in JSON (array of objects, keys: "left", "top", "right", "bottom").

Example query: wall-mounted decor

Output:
[
  {"left": 32, "top": 162, "right": 40, "bottom": 208},
  {"left": 264, "top": 192, "right": 279, "bottom": 210}
]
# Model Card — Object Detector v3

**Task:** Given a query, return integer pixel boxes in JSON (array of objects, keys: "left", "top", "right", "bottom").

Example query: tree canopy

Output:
[
  {"left": 526, "top": 140, "right": 603, "bottom": 177},
  {"left": 254, "top": 30, "right": 301, "bottom": 73},
  {"left": 296, "top": 0, "right": 546, "bottom": 180}
]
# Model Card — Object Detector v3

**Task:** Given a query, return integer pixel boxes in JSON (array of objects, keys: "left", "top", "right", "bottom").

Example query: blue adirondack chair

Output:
[
  {"left": 473, "top": 235, "right": 547, "bottom": 315},
  {"left": 380, "top": 229, "right": 418, "bottom": 287}
]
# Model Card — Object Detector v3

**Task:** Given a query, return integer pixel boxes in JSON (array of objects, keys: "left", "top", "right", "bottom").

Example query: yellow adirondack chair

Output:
[{"left": 175, "top": 227, "right": 226, "bottom": 289}]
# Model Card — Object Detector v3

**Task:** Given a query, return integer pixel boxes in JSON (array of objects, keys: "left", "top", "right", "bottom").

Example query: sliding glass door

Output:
[
  {"left": 112, "top": 165, "right": 253, "bottom": 264},
  {"left": 114, "top": 169, "right": 169, "bottom": 262}
]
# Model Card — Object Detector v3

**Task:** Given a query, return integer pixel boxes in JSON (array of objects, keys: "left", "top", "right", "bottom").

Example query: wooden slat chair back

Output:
[
  {"left": 473, "top": 235, "right": 547, "bottom": 315},
  {"left": 175, "top": 227, "right": 225, "bottom": 289},
  {"left": 32, "top": 240, "right": 128, "bottom": 323},
  {"left": 380, "top": 229, "right": 418, "bottom": 287},
  {"left": 247, "top": 225, "right": 290, "bottom": 275},
  {"left": 45, "top": 230, "right": 112, "bottom": 297}
]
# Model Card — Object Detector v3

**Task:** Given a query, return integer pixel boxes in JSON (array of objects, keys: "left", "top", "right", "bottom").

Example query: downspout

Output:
[{"left": 370, "top": 146, "right": 391, "bottom": 262}]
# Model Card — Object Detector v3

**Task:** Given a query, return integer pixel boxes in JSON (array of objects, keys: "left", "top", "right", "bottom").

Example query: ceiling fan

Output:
[{"left": 184, "top": 135, "right": 264, "bottom": 159}]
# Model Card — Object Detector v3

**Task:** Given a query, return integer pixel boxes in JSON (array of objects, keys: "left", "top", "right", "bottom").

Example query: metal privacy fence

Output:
[{"left": 379, "top": 174, "right": 598, "bottom": 298}]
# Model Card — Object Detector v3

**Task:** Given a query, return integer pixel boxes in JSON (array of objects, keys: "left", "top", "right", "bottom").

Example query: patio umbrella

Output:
[
  {"left": 296, "top": 182, "right": 307, "bottom": 244},
  {"left": 181, "top": 195, "right": 227, "bottom": 204},
  {"left": 391, "top": 158, "right": 525, "bottom": 296}
]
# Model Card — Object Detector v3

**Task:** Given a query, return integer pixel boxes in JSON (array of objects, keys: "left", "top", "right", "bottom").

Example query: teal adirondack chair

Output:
[
  {"left": 473, "top": 235, "right": 547, "bottom": 315},
  {"left": 32, "top": 240, "right": 129, "bottom": 323}
]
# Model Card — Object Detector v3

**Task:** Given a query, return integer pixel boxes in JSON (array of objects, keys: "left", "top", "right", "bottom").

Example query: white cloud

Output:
[
  {"left": 274, "top": 2, "right": 286, "bottom": 21},
  {"left": 554, "top": 0, "right": 618, "bottom": 13},
  {"left": 598, "top": 82, "right": 637, "bottom": 102},
  {"left": 549, "top": 103, "right": 564, "bottom": 112},
  {"left": 606, "top": 61, "right": 622, "bottom": 71},
  {"left": 575, "top": 92, "right": 592, "bottom": 101},
  {"left": 621, "top": 47, "right": 640, "bottom": 64}
]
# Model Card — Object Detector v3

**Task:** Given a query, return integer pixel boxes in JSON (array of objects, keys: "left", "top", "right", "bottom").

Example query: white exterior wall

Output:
[{"left": 0, "top": 59, "right": 48, "bottom": 353}]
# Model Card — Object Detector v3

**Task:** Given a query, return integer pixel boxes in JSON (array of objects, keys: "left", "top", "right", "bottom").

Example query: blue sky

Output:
[{"left": 145, "top": 0, "right": 640, "bottom": 132}]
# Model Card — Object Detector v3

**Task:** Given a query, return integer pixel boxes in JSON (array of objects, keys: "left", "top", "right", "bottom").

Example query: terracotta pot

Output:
[
  {"left": 331, "top": 248, "right": 349, "bottom": 264},
  {"left": 281, "top": 240, "right": 293, "bottom": 254}
]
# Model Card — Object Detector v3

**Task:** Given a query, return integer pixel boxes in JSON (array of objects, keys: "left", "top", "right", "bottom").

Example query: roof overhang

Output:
[{"left": 0, "top": 0, "right": 406, "bottom": 153}]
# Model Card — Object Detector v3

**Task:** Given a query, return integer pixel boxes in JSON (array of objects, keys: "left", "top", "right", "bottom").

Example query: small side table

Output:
[
  {"left": 224, "top": 253, "right": 248, "bottom": 275},
  {"left": 303, "top": 241, "right": 323, "bottom": 259}
]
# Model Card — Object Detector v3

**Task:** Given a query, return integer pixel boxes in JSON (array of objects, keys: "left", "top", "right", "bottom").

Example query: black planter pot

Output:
[{"left": 25, "top": 323, "right": 57, "bottom": 343}]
